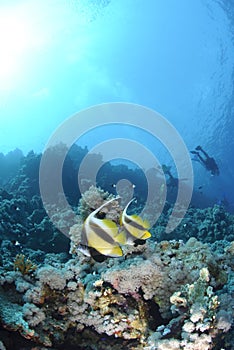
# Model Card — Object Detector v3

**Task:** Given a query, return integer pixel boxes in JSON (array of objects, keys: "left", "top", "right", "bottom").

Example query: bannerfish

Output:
[
  {"left": 79, "top": 197, "right": 126, "bottom": 262},
  {"left": 120, "top": 198, "right": 151, "bottom": 245}
]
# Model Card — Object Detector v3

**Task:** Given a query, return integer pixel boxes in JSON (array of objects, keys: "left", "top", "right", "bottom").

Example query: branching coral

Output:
[
  {"left": 13, "top": 254, "right": 37, "bottom": 275},
  {"left": 146, "top": 266, "right": 232, "bottom": 350},
  {"left": 0, "top": 234, "right": 233, "bottom": 349},
  {"left": 170, "top": 267, "right": 219, "bottom": 331}
]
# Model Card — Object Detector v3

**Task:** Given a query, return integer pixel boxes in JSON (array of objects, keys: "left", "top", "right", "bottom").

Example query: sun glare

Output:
[
  {"left": 0, "top": 2, "right": 49, "bottom": 90},
  {"left": 0, "top": 1, "right": 88, "bottom": 91},
  {"left": 0, "top": 8, "right": 32, "bottom": 84}
]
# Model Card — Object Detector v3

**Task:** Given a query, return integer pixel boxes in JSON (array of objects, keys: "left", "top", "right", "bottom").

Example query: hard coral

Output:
[
  {"left": 14, "top": 254, "right": 37, "bottom": 275},
  {"left": 0, "top": 233, "right": 233, "bottom": 349},
  {"left": 78, "top": 185, "right": 113, "bottom": 220}
]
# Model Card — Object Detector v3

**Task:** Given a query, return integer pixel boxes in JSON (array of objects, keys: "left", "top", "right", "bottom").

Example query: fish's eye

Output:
[{"left": 97, "top": 212, "right": 106, "bottom": 219}]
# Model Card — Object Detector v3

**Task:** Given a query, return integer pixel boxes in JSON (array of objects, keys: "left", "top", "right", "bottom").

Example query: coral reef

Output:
[
  {"left": 0, "top": 150, "right": 234, "bottom": 349},
  {"left": 14, "top": 254, "right": 37, "bottom": 275},
  {"left": 0, "top": 234, "right": 233, "bottom": 349},
  {"left": 1, "top": 149, "right": 233, "bottom": 256},
  {"left": 157, "top": 204, "right": 234, "bottom": 243}
]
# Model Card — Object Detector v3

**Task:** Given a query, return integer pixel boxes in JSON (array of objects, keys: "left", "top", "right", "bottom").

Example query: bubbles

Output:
[{"left": 39, "top": 102, "right": 193, "bottom": 237}]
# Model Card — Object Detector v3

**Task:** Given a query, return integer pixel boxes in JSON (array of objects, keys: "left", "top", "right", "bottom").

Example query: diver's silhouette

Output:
[
  {"left": 162, "top": 164, "right": 188, "bottom": 188},
  {"left": 162, "top": 165, "right": 178, "bottom": 188},
  {"left": 190, "top": 145, "right": 219, "bottom": 176}
]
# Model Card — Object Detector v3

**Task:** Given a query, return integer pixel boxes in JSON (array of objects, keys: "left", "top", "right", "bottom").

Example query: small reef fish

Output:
[
  {"left": 11, "top": 240, "right": 21, "bottom": 247},
  {"left": 120, "top": 198, "right": 151, "bottom": 245},
  {"left": 78, "top": 197, "right": 151, "bottom": 262},
  {"left": 79, "top": 197, "right": 126, "bottom": 262}
]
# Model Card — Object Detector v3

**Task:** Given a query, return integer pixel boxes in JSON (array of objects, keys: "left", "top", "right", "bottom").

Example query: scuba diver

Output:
[
  {"left": 162, "top": 164, "right": 188, "bottom": 189},
  {"left": 162, "top": 165, "right": 178, "bottom": 188},
  {"left": 190, "top": 146, "right": 219, "bottom": 176}
]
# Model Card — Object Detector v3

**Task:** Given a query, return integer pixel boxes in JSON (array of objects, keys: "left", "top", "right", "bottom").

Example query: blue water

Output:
[{"left": 0, "top": 0, "right": 234, "bottom": 208}]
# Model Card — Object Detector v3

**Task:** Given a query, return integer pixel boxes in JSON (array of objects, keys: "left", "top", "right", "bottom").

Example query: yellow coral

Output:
[{"left": 14, "top": 254, "right": 37, "bottom": 275}]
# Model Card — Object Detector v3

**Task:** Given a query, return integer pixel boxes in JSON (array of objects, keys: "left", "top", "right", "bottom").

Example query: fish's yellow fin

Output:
[
  {"left": 102, "top": 219, "right": 118, "bottom": 228},
  {"left": 105, "top": 245, "right": 123, "bottom": 257},
  {"left": 131, "top": 214, "right": 145, "bottom": 226},
  {"left": 130, "top": 215, "right": 150, "bottom": 229},
  {"left": 126, "top": 225, "right": 144, "bottom": 239},
  {"left": 140, "top": 230, "right": 151, "bottom": 240},
  {"left": 143, "top": 219, "right": 150, "bottom": 229},
  {"left": 101, "top": 219, "right": 118, "bottom": 235},
  {"left": 131, "top": 214, "right": 142, "bottom": 220},
  {"left": 114, "top": 230, "right": 127, "bottom": 245},
  {"left": 87, "top": 229, "right": 113, "bottom": 250}
]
